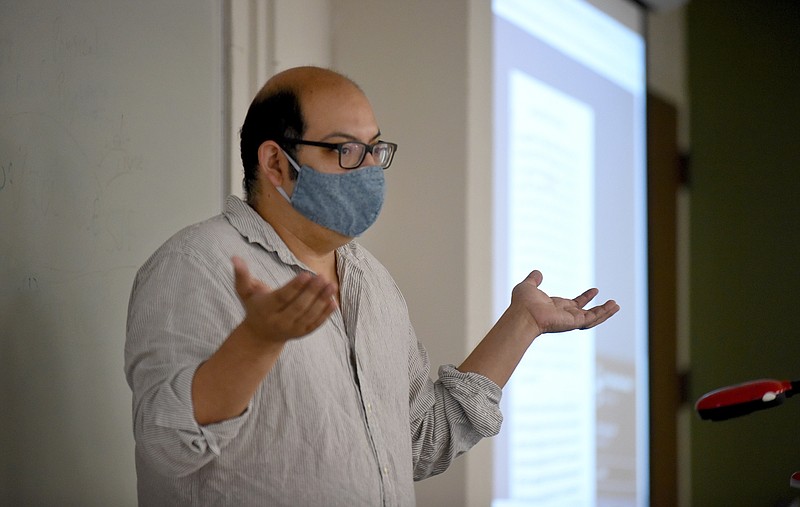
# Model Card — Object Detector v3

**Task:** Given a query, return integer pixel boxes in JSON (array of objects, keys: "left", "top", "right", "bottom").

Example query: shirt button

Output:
[
  {"left": 383, "top": 466, "right": 389, "bottom": 475},
  {"left": 367, "top": 403, "right": 372, "bottom": 413}
]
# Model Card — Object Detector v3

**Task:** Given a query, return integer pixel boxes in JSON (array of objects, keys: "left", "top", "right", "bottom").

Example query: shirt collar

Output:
[{"left": 223, "top": 195, "right": 365, "bottom": 270}]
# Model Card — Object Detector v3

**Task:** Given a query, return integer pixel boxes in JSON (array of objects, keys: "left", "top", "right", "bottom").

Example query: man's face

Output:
[{"left": 295, "top": 83, "right": 381, "bottom": 174}]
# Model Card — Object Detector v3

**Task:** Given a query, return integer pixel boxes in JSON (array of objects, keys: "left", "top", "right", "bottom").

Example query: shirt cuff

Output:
[
  {"left": 438, "top": 364, "right": 503, "bottom": 437},
  {"left": 152, "top": 365, "right": 251, "bottom": 457}
]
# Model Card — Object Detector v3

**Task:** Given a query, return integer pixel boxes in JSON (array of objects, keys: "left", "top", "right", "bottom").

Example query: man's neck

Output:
[
  {"left": 272, "top": 223, "right": 342, "bottom": 305},
  {"left": 253, "top": 196, "right": 345, "bottom": 284}
]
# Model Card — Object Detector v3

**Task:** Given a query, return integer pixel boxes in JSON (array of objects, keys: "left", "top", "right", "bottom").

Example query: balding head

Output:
[
  {"left": 255, "top": 66, "right": 362, "bottom": 104},
  {"left": 239, "top": 66, "right": 364, "bottom": 203}
]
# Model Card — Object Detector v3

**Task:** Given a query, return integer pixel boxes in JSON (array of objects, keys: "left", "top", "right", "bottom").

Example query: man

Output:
[{"left": 125, "top": 66, "right": 619, "bottom": 506}]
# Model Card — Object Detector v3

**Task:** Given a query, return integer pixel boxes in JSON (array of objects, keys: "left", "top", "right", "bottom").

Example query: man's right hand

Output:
[
  {"left": 232, "top": 256, "right": 338, "bottom": 344},
  {"left": 192, "top": 257, "right": 338, "bottom": 425}
]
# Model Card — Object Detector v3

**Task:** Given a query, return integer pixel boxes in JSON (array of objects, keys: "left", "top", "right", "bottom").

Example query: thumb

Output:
[{"left": 232, "top": 256, "right": 269, "bottom": 300}]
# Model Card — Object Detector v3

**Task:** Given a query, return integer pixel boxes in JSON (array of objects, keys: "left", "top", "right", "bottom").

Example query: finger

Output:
[
  {"left": 295, "top": 286, "right": 338, "bottom": 334},
  {"left": 305, "top": 301, "right": 338, "bottom": 332},
  {"left": 280, "top": 275, "right": 337, "bottom": 322},
  {"left": 580, "top": 300, "right": 620, "bottom": 329},
  {"left": 269, "top": 272, "right": 316, "bottom": 310},
  {"left": 573, "top": 287, "right": 599, "bottom": 308}
]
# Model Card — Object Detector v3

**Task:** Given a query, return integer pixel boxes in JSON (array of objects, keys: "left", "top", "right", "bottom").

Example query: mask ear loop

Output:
[
  {"left": 276, "top": 149, "right": 303, "bottom": 203},
  {"left": 275, "top": 185, "right": 292, "bottom": 203}
]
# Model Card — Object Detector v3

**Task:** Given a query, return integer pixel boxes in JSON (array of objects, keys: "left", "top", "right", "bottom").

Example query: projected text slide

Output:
[{"left": 498, "top": 69, "right": 596, "bottom": 506}]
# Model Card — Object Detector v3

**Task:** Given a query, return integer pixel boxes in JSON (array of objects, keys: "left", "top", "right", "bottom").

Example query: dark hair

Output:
[{"left": 239, "top": 88, "right": 304, "bottom": 203}]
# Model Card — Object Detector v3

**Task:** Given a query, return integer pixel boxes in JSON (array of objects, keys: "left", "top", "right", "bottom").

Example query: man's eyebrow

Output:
[{"left": 320, "top": 130, "right": 382, "bottom": 142}]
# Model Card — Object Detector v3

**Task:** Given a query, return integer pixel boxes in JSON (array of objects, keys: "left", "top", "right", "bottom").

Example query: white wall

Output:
[{"left": 0, "top": 1, "right": 224, "bottom": 505}]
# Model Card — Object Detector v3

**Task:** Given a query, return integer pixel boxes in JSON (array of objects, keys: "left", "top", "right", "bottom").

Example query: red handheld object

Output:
[{"left": 695, "top": 378, "right": 798, "bottom": 421}]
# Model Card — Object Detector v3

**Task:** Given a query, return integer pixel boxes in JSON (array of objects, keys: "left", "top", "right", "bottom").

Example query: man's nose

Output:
[{"left": 361, "top": 150, "right": 378, "bottom": 167}]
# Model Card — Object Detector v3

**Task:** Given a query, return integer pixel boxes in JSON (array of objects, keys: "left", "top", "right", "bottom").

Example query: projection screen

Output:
[{"left": 491, "top": 1, "right": 648, "bottom": 505}]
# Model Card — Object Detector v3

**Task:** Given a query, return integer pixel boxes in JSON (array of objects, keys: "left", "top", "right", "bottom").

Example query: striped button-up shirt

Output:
[{"left": 125, "top": 196, "right": 503, "bottom": 506}]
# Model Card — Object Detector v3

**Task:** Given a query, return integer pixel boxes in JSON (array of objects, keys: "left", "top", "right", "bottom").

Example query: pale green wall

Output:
[{"left": 688, "top": 1, "right": 800, "bottom": 505}]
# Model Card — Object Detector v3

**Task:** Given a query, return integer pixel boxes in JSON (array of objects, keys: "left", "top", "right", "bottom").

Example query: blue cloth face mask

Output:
[{"left": 276, "top": 151, "right": 386, "bottom": 237}]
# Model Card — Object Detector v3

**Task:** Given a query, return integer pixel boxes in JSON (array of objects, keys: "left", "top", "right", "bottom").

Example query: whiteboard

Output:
[{"left": 0, "top": 1, "right": 224, "bottom": 504}]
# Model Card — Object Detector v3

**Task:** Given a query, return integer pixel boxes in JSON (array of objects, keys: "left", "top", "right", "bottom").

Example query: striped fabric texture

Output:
[{"left": 124, "top": 196, "right": 503, "bottom": 507}]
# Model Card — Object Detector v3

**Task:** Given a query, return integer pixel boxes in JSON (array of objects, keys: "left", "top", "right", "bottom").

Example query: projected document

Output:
[
  {"left": 506, "top": 70, "right": 595, "bottom": 294},
  {"left": 492, "top": 0, "right": 648, "bottom": 505},
  {"left": 503, "top": 70, "right": 596, "bottom": 506}
]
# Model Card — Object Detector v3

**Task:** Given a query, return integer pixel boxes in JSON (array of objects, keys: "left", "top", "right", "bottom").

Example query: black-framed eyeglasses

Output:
[{"left": 280, "top": 138, "right": 398, "bottom": 170}]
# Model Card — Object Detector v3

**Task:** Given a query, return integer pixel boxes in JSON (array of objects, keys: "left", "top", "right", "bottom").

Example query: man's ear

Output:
[{"left": 257, "top": 140, "right": 287, "bottom": 187}]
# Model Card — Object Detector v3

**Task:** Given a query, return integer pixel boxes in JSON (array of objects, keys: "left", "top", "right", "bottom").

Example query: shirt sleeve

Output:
[
  {"left": 124, "top": 248, "right": 250, "bottom": 478},
  {"left": 407, "top": 326, "right": 503, "bottom": 481}
]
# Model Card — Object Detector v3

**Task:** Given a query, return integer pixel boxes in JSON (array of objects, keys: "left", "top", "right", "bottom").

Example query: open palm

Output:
[
  {"left": 511, "top": 270, "right": 620, "bottom": 335},
  {"left": 232, "top": 256, "right": 337, "bottom": 343}
]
